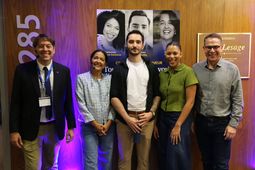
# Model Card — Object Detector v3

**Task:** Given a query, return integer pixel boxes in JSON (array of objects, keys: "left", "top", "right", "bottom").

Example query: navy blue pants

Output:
[
  {"left": 195, "top": 114, "right": 231, "bottom": 170},
  {"left": 158, "top": 109, "right": 192, "bottom": 170}
]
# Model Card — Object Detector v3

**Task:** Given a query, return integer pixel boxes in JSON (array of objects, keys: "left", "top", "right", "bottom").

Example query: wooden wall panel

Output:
[{"left": 3, "top": 0, "right": 255, "bottom": 169}]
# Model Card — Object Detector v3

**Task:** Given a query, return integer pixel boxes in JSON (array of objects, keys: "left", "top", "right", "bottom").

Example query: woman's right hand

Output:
[
  {"left": 91, "top": 120, "right": 105, "bottom": 136},
  {"left": 102, "top": 120, "right": 112, "bottom": 135}
]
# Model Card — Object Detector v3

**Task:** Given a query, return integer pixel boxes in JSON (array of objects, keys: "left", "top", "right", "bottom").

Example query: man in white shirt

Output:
[{"left": 110, "top": 30, "right": 160, "bottom": 170}]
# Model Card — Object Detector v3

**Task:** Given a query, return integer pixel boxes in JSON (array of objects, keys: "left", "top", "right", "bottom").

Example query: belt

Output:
[
  {"left": 127, "top": 110, "right": 145, "bottom": 115},
  {"left": 40, "top": 120, "right": 55, "bottom": 125},
  {"left": 197, "top": 113, "right": 229, "bottom": 120}
]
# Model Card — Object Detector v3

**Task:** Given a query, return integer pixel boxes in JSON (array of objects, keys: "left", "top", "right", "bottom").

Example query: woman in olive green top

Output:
[{"left": 154, "top": 42, "right": 198, "bottom": 170}]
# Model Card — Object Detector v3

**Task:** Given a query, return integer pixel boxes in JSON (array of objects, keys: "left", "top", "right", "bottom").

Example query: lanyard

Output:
[{"left": 37, "top": 65, "right": 53, "bottom": 86}]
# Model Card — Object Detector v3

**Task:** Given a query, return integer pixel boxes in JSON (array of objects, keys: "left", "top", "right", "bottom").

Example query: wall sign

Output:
[{"left": 197, "top": 33, "right": 252, "bottom": 79}]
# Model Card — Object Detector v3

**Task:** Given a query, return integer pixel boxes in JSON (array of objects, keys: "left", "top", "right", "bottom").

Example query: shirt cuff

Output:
[{"left": 229, "top": 118, "right": 239, "bottom": 128}]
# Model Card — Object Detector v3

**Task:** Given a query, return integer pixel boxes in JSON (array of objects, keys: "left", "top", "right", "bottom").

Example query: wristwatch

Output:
[{"left": 150, "top": 110, "right": 156, "bottom": 118}]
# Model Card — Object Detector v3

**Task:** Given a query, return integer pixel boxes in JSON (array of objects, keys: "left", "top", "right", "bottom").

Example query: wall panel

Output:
[{"left": 3, "top": 0, "right": 255, "bottom": 169}]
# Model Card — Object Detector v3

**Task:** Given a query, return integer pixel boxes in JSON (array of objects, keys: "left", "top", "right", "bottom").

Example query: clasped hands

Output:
[
  {"left": 126, "top": 111, "right": 153, "bottom": 133},
  {"left": 92, "top": 120, "right": 111, "bottom": 136}
]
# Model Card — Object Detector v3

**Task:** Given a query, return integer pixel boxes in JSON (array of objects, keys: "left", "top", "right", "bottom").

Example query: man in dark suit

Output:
[{"left": 9, "top": 34, "right": 76, "bottom": 170}]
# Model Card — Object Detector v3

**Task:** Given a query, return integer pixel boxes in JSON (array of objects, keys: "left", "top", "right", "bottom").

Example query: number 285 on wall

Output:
[{"left": 16, "top": 15, "right": 40, "bottom": 63}]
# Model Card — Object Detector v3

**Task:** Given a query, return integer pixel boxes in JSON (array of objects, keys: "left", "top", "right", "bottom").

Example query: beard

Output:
[{"left": 127, "top": 47, "right": 142, "bottom": 56}]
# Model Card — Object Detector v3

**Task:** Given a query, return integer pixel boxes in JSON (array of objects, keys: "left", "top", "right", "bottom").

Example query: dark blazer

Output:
[{"left": 9, "top": 60, "right": 76, "bottom": 141}]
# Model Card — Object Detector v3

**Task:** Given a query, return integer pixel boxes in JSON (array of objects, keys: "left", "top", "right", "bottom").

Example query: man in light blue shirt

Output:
[{"left": 193, "top": 33, "right": 243, "bottom": 170}]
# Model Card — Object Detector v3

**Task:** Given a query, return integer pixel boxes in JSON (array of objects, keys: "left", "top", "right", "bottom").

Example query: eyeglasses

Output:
[{"left": 204, "top": 45, "right": 221, "bottom": 50}]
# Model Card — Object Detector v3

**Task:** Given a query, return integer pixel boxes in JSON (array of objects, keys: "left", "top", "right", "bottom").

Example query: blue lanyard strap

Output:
[{"left": 37, "top": 64, "right": 53, "bottom": 85}]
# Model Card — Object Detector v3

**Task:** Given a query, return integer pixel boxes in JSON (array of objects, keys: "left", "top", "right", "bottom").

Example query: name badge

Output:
[{"left": 39, "top": 96, "right": 51, "bottom": 107}]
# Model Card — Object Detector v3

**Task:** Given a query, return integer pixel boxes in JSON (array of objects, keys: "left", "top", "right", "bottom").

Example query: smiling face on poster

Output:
[
  {"left": 103, "top": 18, "right": 120, "bottom": 44},
  {"left": 126, "top": 10, "right": 153, "bottom": 58},
  {"left": 159, "top": 14, "right": 176, "bottom": 40},
  {"left": 152, "top": 10, "right": 180, "bottom": 69}
]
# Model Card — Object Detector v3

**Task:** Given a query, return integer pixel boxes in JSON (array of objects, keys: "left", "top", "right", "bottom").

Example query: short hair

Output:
[
  {"left": 128, "top": 10, "right": 150, "bottom": 27},
  {"left": 166, "top": 41, "right": 182, "bottom": 51},
  {"left": 204, "top": 33, "right": 223, "bottom": 45},
  {"left": 97, "top": 10, "right": 125, "bottom": 50},
  {"left": 90, "top": 49, "right": 108, "bottom": 63},
  {"left": 126, "top": 30, "right": 144, "bottom": 44},
  {"left": 33, "top": 34, "right": 55, "bottom": 48}
]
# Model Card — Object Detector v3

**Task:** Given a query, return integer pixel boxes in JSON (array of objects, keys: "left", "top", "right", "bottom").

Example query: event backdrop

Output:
[{"left": 97, "top": 9, "right": 180, "bottom": 72}]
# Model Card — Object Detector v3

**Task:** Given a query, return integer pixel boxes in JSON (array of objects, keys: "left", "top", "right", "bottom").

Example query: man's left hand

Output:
[
  {"left": 66, "top": 129, "right": 74, "bottom": 143},
  {"left": 224, "top": 125, "right": 236, "bottom": 140}
]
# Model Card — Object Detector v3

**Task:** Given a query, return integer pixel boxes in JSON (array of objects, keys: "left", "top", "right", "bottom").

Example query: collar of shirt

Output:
[
  {"left": 204, "top": 57, "right": 223, "bottom": 70},
  {"left": 36, "top": 59, "right": 53, "bottom": 71},
  {"left": 163, "top": 63, "right": 184, "bottom": 74},
  {"left": 89, "top": 71, "right": 107, "bottom": 81},
  {"left": 126, "top": 58, "right": 144, "bottom": 67}
]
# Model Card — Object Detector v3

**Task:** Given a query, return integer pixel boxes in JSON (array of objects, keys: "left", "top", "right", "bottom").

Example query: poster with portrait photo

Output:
[
  {"left": 97, "top": 9, "right": 180, "bottom": 73},
  {"left": 124, "top": 10, "right": 153, "bottom": 58},
  {"left": 152, "top": 10, "right": 180, "bottom": 69},
  {"left": 97, "top": 9, "right": 126, "bottom": 73}
]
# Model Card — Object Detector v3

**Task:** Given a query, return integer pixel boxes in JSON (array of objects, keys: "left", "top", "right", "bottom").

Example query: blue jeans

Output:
[
  {"left": 80, "top": 122, "right": 115, "bottom": 170},
  {"left": 195, "top": 114, "right": 231, "bottom": 170},
  {"left": 158, "top": 110, "right": 192, "bottom": 170}
]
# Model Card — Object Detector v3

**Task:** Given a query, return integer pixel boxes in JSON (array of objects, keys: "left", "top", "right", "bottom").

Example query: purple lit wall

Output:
[{"left": 44, "top": 2, "right": 94, "bottom": 170}]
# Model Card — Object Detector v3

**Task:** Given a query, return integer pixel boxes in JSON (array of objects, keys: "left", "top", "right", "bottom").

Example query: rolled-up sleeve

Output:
[{"left": 107, "top": 107, "right": 115, "bottom": 121}]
